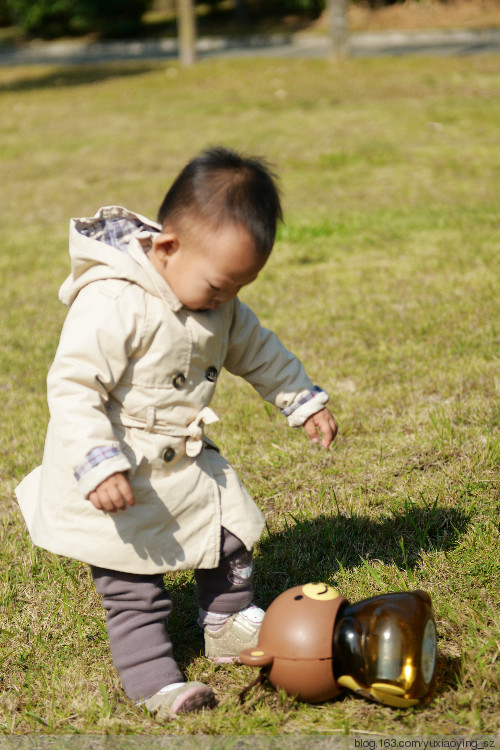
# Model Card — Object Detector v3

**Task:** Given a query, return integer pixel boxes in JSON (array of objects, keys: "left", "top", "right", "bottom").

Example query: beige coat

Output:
[{"left": 16, "top": 206, "right": 328, "bottom": 574}]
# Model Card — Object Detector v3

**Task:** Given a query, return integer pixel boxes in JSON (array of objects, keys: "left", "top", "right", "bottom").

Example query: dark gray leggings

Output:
[{"left": 91, "top": 528, "right": 253, "bottom": 701}]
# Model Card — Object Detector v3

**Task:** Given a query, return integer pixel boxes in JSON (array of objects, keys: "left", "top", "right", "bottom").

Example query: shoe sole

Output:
[{"left": 170, "top": 685, "right": 218, "bottom": 715}]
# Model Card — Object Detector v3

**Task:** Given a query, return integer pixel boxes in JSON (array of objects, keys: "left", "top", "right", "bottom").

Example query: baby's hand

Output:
[
  {"left": 89, "top": 472, "right": 135, "bottom": 513},
  {"left": 303, "top": 408, "right": 338, "bottom": 450}
]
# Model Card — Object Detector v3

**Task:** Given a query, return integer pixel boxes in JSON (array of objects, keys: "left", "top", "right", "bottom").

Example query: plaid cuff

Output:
[
  {"left": 280, "top": 386, "right": 325, "bottom": 417},
  {"left": 74, "top": 446, "right": 122, "bottom": 481}
]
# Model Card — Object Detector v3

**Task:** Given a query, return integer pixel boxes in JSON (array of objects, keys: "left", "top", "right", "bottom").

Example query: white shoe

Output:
[
  {"left": 204, "top": 605, "right": 265, "bottom": 664},
  {"left": 141, "top": 681, "right": 217, "bottom": 719}
]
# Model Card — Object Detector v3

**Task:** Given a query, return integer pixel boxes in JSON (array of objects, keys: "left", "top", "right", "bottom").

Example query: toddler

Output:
[{"left": 16, "top": 146, "right": 337, "bottom": 719}]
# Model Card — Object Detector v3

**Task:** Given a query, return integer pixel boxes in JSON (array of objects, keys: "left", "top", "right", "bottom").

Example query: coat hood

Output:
[{"left": 59, "top": 205, "right": 181, "bottom": 311}]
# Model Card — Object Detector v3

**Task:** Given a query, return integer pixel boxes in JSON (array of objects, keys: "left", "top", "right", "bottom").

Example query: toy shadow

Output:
[{"left": 433, "top": 652, "right": 463, "bottom": 700}]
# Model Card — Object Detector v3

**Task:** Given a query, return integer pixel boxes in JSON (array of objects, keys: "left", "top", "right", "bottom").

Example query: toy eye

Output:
[{"left": 294, "top": 595, "right": 303, "bottom": 600}]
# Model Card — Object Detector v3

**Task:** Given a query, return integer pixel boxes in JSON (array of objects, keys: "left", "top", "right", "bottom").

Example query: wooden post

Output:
[
  {"left": 328, "top": 0, "right": 348, "bottom": 59},
  {"left": 177, "top": 0, "right": 196, "bottom": 65}
]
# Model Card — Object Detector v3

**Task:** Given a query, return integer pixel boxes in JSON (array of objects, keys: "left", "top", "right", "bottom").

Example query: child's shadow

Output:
[{"left": 254, "top": 503, "right": 470, "bottom": 600}]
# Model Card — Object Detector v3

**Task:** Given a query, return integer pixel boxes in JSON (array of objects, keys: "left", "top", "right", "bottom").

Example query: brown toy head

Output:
[{"left": 239, "top": 582, "right": 347, "bottom": 703}]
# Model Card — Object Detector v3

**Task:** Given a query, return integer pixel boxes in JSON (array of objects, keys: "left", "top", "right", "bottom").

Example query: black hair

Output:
[{"left": 157, "top": 146, "right": 282, "bottom": 256}]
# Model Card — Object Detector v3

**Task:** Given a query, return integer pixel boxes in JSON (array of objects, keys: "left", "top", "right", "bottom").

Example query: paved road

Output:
[{"left": 0, "top": 27, "right": 499, "bottom": 66}]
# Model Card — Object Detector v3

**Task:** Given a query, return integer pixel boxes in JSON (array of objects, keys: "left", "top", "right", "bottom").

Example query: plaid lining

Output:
[
  {"left": 80, "top": 217, "right": 159, "bottom": 253},
  {"left": 280, "top": 385, "right": 325, "bottom": 417},
  {"left": 74, "top": 446, "right": 121, "bottom": 481}
]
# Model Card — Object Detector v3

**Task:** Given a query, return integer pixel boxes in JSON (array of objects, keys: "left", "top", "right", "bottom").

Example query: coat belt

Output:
[{"left": 109, "top": 406, "right": 219, "bottom": 457}]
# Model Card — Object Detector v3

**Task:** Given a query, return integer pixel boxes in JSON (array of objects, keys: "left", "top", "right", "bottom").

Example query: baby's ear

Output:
[{"left": 153, "top": 232, "right": 179, "bottom": 261}]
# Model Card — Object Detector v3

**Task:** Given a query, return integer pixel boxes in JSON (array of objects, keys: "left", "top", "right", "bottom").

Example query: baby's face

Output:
[{"left": 151, "top": 221, "right": 267, "bottom": 311}]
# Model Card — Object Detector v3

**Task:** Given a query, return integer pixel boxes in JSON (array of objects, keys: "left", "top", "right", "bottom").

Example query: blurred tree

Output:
[
  {"left": 250, "top": 0, "right": 325, "bottom": 14},
  {"left": 80, "top": 0, "right": 154, "bottom": 36},
  {"left": 197, "top": 0, "right": 325, "bottom": 19},
  {"left": 354, "top": 0, "right": 409, "bottom": 7},
  {"left": 6, "top": 0, "right": 75, "bottom": 37},
  {"left": 328, "top": 0, "right": 347, "bottom": 57},
  {"left": 6, "top": 0, "right": 153, "bottom": 38},
  {"left": 0, "top": 0, "right": 12, "bottom": 25},
  {"left": 235, "top": 0, "right": 248, "bottom": 24},
  {"left": 177, "top": 0, "right": 196, "bottom": 64}
]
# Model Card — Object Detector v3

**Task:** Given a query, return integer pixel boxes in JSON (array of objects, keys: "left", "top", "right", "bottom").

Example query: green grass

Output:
[{"left": 1, "top": 54, "right": 500, "bottom": 736}]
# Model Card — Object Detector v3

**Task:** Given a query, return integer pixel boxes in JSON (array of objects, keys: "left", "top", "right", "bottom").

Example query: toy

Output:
[{"left": 239, "top": 583, "right": 437, "bottom": 708}]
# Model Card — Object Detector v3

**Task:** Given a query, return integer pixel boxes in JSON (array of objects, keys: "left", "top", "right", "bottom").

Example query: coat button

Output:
[
  {"left": 161, "top": 447, "right": 175, "bottom": 463},
  {"left": 172, "top": 373, "right": 186, "bottom": 389},
  {"left": 205, "top": 366, "right": 218, "bottom": 382}
]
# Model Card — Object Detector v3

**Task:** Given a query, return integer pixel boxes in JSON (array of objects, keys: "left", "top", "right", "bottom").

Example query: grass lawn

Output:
[{"left": 0, "top": 52, "right": 499, "bottom": 736}]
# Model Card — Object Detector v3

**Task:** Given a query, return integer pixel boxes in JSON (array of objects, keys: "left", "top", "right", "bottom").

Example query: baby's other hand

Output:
[
  {"left": 89, "top": 472, "right": 135, "bottom": 513},
  {"left": 303, "top": 408, "right": 338, "bottom": 450}
]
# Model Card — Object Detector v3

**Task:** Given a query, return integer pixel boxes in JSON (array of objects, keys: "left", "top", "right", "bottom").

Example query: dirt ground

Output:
[{"left": 346, "top": 0, "right": 500, "bottom": 31}]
